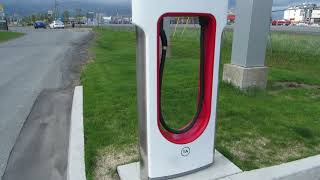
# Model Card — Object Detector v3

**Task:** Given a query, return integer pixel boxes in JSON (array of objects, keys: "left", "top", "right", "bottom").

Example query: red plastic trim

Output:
[{"left": 157, "top": 13, "right": 217, "bottom": 144}]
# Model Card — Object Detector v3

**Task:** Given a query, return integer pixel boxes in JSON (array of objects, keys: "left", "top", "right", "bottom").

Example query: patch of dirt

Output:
[
  {"left": 311, "top": 92, "right": 320, "bottom": 99},
  {"left": 94, "top": 145, "right": 139, "bottom": 180},
  {"left": 273, "top": 82, "right": 320, "bottom": 90},
  {"left": 222, "top": 137, "right": 309, "bottom": 168},
  {"left": 61, "top": 31, "right": 95, "bottom": 89},
  {"left": 226, "top": 137, "right": 271, "bottom": 162},
  {"left": 274, "top": 141, "right": 309, "bottom": 163},
  {"left": 269, "top": 81, "right": 320, "bottom": 98}
]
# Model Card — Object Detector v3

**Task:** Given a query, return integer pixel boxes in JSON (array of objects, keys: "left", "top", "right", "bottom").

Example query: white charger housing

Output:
[{"left": 132, "top": 0, "right": 228, "bottom": 179}]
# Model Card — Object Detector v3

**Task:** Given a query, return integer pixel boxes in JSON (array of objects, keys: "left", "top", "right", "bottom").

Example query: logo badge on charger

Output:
[{"left": 181, "top": 147, "right": 191, "bottom": 157}]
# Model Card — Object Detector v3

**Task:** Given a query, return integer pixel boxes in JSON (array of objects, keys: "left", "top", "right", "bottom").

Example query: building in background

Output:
[
  {"left": 0, "top": 3, "right": 8, "bottom": 30},
  {"left": 284, "top": 3, "right": 318, "bottom": 24},
  {"left": 102, "top": 16, "right": 112, "bottom": 24},
  {"left": 96, "top": 13, "right": 105, "bottom": 25},
  {"left": 48, "top": 10, "right": 53, "bottom": 17},
  {"left": 0, "top": 4, "right": 5, "bottom": 17},
  {"left": 110, "top": 15, "right": 132, "bottom": 24},
  {"left": 86, "top": 11, "right": 95, "bottom": 25},
  {"left": 7, "top": 14, "right": 22, "bottom": 25},
  {"left": 311, "top": 9, "right": 320, "bottom": 24}
]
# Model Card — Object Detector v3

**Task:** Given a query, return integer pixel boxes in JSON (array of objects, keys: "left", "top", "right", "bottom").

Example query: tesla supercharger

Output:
[{"left": 133, "top": 0, "right": 227, "bottom": 179}]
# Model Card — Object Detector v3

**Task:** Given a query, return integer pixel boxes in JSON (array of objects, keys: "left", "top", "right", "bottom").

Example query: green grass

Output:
[
  {"left": 0, "top": 31, "right": 24, "bottom": 42},
  {"left": 82, "top": 28, "right": 320, "bottom": 179}
]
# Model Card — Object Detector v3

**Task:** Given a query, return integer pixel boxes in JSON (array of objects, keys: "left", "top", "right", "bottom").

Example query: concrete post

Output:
[{"left": 223, "top": 0, "right": 273, "bottom": 90}]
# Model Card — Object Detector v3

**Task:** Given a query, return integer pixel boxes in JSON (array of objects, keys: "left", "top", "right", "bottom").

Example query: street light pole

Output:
[{"left": 53, "top": 0, "right": 58, "bottom": 20}]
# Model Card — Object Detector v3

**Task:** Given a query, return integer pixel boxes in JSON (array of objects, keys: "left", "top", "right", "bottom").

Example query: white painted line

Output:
[
  {"left": 67, "top": 86, "right": 86, "bottom": 180},
  {"left": 220, "top": 154, "right": 320, "bottom": 180}
]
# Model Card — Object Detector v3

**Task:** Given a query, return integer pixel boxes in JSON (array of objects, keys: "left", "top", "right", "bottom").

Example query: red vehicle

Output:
[
  {"left": 227, "top": 14, "right": 236, "bottom": 23},
  {"left": 272, "top": 20, "right": 291, "bottom": 26}
]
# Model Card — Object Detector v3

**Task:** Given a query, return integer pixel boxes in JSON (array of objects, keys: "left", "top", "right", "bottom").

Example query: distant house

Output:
[{"left": 284, "top": 3, "right": 319, "bottom": 24}]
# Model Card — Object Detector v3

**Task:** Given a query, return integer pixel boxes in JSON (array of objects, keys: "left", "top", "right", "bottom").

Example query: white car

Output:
[{"left": 49, "top": 21, "right": 65, "bottom": 29}]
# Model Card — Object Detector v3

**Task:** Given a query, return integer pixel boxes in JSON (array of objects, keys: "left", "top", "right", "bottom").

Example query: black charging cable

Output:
[{"left": 159, "top": 17, "right": 209, "bottom": 134}]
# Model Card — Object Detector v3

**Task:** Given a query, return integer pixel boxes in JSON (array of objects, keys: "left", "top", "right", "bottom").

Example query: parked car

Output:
[
  {"left": 272, "top": 20, "right": 291, "bottom": 26},
  {"left": 49, "top": 21, "right": 65, "bottom": 29},
  {"left": 34, "top": 21, "right": 47, "bottom": 29}
]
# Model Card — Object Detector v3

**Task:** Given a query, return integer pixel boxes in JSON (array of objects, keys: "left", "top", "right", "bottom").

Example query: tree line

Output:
[{"left": 21, "top": 10, "right": 77, "bottom": 26}]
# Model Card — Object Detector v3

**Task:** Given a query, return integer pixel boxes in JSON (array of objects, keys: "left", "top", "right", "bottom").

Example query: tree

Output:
[
  {"left": 63, "top": 10, "right": 69, "bottom": 23},
  {"left": 31, "top": 14, "right": 36, "bottom": 23},
  {"left": 76, "top": 9, "right": 82, "bottom": 24}
]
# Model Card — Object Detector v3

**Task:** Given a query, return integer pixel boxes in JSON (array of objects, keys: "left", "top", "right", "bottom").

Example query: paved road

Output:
[{"left": 0, "top": 27, "right": 92, "bottom": 178}]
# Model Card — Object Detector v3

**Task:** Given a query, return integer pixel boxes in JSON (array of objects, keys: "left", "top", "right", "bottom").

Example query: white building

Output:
[
  {"left": 284, "top": 7, "right": 304, "bottom": 22},
  {"left": 102, "top": 16, "right": 112, "bottom": 24},
  {"left": 284, "top": 4, "right": 318, "bottom": 23},
  {"left": 311, "top": 9, "right": 320, "bottom": 24},
  {"left": 48, "top": 10, "right": 53, "bottom": 16}
]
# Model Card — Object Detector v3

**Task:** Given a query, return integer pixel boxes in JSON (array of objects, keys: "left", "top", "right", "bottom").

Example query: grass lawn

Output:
[
  {"left": 81, "top": 27, "right": 320, "bottom": 180},
  {"left": 0, "top": 31, "right": 24, "bottom": 42}
]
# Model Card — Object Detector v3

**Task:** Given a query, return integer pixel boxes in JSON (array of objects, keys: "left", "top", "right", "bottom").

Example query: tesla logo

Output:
[{"left": 181, "top": 147, "right": 190, "bottom": 157}]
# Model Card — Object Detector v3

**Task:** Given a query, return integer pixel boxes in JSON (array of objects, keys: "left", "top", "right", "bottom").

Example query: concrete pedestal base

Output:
[
  {"left": 223, "top": 64, "right": 268, "bottom": 90},
  {"left": 117, "top": 151, "right": 242, "bottom": 180}
]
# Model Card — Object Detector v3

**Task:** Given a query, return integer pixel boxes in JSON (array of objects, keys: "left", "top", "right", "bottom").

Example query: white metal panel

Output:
[{"left": 312, "top": 10, "right": 320, "bottom": 18}]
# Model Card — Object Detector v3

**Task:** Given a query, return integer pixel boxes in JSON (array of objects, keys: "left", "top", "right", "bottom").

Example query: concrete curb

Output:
[
  {"left": 117, "top": 151, "right": 242, "bottom": 180},
  {"left": 219, "top": 154, "right": 320, "bottom": 180},
  {"left": 67, "top": 86, "right": 86, "bottom": 180}
]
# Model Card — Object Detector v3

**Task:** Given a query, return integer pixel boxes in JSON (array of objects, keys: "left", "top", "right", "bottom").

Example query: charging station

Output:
[{"left": 132, "top": 0, "right": 228, "bottom": 179}]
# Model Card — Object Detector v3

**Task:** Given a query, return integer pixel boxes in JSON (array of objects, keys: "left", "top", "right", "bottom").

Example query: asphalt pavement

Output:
[{"left": 0, "top": 27, "right": 92, "bottom": 178}]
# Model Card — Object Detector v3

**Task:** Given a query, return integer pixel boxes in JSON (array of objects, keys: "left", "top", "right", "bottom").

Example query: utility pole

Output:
[
  {"left": 97, "top": 9, "right": 100, "bottom": 27},
  {"left": 53, "top": 0, "right": 58, "bottom": 20}
]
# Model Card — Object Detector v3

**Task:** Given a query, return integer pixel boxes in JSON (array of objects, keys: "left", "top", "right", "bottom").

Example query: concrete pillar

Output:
[{"left": 223, "top": 0, "right": 273, "bottom": 90}]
